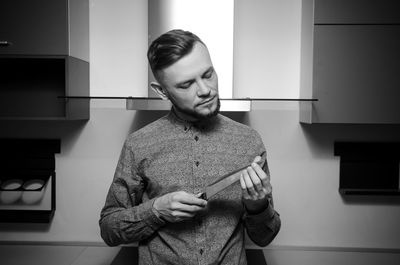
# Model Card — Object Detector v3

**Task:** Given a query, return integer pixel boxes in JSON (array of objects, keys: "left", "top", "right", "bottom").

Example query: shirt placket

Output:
[{"left": 190, "top": 127, "right": 208, "bottom": 265}]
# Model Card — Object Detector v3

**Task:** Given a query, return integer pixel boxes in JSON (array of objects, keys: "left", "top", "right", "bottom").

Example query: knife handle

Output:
[{"left": 199, "top": 192, "right": 208, "bottom": 201}]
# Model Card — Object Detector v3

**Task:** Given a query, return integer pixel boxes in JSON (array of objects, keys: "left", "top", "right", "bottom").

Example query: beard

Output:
[{"left": 171, "top": 98, "right": 221, "bottom": 122}]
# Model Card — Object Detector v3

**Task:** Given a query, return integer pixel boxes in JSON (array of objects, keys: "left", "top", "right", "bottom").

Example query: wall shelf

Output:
[
  {"left": 0, "top": 139, "right": 60, "bottom": 223},
  {"left": 126, "top": 98, "right": 253, "bottom": 112},
  {"left": 334, "top": 142, "right": 400, "bottom": 196},
  {"left": 61, "top": 96, "right": 317, "bottom": 112},
  {"left": 0, "top": 56, "right": 89, "bottom": 120},
  {"left": 0, "top": 172, "right": 56, "bottom": 223}
]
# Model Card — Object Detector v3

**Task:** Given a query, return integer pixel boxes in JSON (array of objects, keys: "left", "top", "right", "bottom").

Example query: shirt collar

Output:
[{"left": 167, "top": 108, "right": 219, "bottom": 132}]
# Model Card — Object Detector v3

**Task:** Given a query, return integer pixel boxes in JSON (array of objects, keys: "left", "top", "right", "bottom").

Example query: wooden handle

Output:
[{"left": 199, "top": 192, "right": 208, "bottom": 201}]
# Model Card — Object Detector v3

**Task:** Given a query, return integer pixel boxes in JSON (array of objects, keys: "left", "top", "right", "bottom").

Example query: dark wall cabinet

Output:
[
  {"left": 300, "top": 0, "right": 400, "bottom": 124},
  {"left": 0, "top": 0, "right": 89, "bottom": 120}
]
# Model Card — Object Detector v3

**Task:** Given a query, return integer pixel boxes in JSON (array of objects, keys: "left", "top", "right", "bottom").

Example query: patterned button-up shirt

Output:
[{"left": 99, "top": 111, "right": 281, "bottom": 265}]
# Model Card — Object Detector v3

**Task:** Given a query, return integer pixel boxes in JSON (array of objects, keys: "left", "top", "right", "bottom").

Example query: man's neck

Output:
[
  {"left": 171, "top": 107, "right": 218, "bottom": 128},
  {"left": 172, "top": 106, "right": 199, "bottom": 123}
]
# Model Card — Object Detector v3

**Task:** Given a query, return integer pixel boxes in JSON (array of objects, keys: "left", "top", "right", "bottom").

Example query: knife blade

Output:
[{"left": 199, "top": 160, "right": 264, "bottom": 200}]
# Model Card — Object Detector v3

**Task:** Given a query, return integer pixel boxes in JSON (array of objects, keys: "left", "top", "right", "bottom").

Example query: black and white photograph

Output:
[{"left": 0, "top": 0, "right": 400, "bottom": 264}]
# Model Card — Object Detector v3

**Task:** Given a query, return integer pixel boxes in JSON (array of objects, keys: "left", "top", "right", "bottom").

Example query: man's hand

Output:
[
  {"left": 153, "top": 191, "right": 207, "bottom": 223},
  {"left": 240, "top": 156, "right": 272, "bottom": 214}
]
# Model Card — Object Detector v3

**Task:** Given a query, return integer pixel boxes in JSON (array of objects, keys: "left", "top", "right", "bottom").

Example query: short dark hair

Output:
[{"left": 147, "top": 29, "right": 204, "bottom": 80}]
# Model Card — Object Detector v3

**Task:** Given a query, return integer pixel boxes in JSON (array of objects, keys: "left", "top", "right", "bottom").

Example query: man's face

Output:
[{"left": 157, "top": 42, "right": 219, "bottom": 121}]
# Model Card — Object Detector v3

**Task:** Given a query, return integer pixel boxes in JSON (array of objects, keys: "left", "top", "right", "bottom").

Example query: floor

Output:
[
  {"left": 2, "top": 244, "right": 400, "bottom": 265},
  {"left": 0, "top": 245, "right": 267, "bottom": 265},
  {"left": 0, "top": 245, "right": 119, "bottom": 265}
]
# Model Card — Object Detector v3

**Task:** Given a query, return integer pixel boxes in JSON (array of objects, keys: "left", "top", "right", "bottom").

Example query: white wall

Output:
[
  {"left": 234, "top": 0, "right": 301, "bottom": 99},
  {"left": 1, "top": 0, "right": 400, "bottom": 260},
  {"left": 90, "top": 0, "right": 148, "bottom": 98}
]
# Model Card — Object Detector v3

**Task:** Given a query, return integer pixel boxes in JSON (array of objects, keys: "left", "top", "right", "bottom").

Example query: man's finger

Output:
[
  {"left": 175, "top": 202, "right": 206, "bottom": 213},
  {"left": 175, "top": 192, "right": 207, "bottom": 207},
  {"left": 246, "top": 166, "right": 263, "bottom": 192},
  {"left": 240, "top": 174, "right": 251, "bottom": 200},
  {"left": 171, "top": 210, "right": 195, "bottom": 220},
  {"left": 251, "top": 161, "right": 269, "bottom": 187},
  {"left": 253, "top": 156, "right": 262, "bottom": 164},
  {"left": 242, "top": 168, "right": 258, "bottom": 197}
]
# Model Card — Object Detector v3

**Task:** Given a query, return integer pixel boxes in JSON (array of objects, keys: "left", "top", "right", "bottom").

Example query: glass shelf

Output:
[{"left": 60, "top": 96, "right": 318, "bottom": 112}]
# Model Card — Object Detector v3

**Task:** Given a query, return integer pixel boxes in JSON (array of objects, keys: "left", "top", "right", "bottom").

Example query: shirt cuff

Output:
[
  {"left": 243, "top": 200, "right": 276, "bottom": 225},
  {"left": 137, "top": 198, "right": 166, "bottom": 231}
]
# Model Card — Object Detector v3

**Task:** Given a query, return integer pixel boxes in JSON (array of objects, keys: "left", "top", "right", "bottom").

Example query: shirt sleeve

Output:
[
  {"left": 99, "top": 139, "right": 166, "bottom": 246},
  {"left": 243, "top": 132, "right": 281, "bottom": 247},
  {"left": 243, "top": 195, "right": 281, "bottom": 247}
]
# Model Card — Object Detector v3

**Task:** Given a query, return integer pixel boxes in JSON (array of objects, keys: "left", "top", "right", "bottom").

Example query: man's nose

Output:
[{"left": 196, "top": 79, "right": 211, "bottom": 96}]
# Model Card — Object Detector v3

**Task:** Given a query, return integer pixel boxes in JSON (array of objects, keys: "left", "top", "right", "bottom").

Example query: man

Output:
[{"left": 99, "top": 29, "right": 280, "bottom": 264}]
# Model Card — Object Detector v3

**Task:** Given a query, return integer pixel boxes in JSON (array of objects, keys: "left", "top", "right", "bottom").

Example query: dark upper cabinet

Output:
[
  {"left": 314, "top": 0, "right": 400, "bottom": 24},
  {"left": 0, "top": 0, "right": 89, "bottom": 120},
  {"left": 300, "top": 0, "right": 400, "bottom": 124},
  {"left": 0, "top": 0, "right": 88, "bottom": 61}
]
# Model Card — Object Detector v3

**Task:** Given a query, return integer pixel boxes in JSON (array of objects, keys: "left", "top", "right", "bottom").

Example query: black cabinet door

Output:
[
  {"left": 314, "top": 0, "right": 400, "bottom": 24},
  {"left": 311, "top": 25, "right": 400, "bottom": 123},
  {"left": 0, "top": 0, "right": 68, "bottom": 56}
]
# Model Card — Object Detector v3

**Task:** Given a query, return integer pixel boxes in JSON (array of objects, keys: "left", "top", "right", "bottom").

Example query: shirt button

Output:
[
  {"left": 194, "top": 135, "right": 199, "bottom": 141},
  {"left": 199, "top": 249, "right": 204, "bottom": 255}
]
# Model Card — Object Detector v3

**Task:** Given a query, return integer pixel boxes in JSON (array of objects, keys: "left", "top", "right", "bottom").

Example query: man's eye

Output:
[
  {"left": 203, "top": 70, "right": 213, "bottom": 79},
  {"left": 179, "top": 83, "right": 191, "bottom": 89}
]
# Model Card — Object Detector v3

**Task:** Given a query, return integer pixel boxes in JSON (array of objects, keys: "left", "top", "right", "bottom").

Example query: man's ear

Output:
[{"left": 150, "top": 82, "right": 169, "bottom": 100}]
